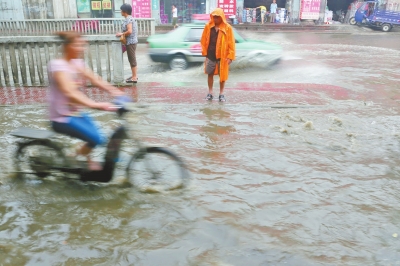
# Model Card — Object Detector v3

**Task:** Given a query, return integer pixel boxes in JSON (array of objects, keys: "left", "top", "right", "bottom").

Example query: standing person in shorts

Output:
[
  {"left": 116, "top": 3, "right": 138, "bottom": 83},
  {"left": 270, "top": 0, "right": 278, "bottom": 23},
  {"left": 172, "top": 5, "right": 178, "bottom": 29},
  {"left": 200, "top": 8, "right": 235, "bottom": 102},
  {"left": 256, "top": 5, "right": 267, "bottom": 24}
]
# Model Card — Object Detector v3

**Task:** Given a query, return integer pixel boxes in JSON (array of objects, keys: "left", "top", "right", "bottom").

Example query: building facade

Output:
[
  {"left": 0, "top": 0, "right": 398, "bottom": 22},
  {"left": 0, "top": 0, "right": 128, "bottom": 20},
  {"left": 0, "top": 0, "right": 78, "bottom": 19}
]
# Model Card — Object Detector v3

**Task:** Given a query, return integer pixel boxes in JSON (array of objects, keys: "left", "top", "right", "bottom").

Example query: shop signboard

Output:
[
  {"left": 132, "top": 0, "right": 152, "bottom": 18},
  {"left": 300, "top": 0, "right": 320, "bottom": 20},
  {"left": 92, "top": 1, "right": 102, "bottom": 10},
  {"left": 217, "top": 0, "right": 236, "bottom": 17},
  {"left": 102, "top": 0, "right": 112, "bottom": 10}
]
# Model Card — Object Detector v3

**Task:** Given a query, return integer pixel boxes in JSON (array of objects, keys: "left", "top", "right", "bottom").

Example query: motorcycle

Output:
[{"left": 333, "top": 10, "right": 346, "bottom": 23}]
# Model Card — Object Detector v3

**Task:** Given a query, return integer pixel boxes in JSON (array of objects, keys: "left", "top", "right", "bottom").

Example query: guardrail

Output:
[
  {"left": 0, "top": 18, "right": 155, "bottom": 37},
  {"left": 0, "top": 36, "right": 124, "bottom": 87}
]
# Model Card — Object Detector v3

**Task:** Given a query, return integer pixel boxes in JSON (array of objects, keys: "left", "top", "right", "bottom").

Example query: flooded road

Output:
[{"left": 1, "top": 31, "right": 400, "bottom": 265}]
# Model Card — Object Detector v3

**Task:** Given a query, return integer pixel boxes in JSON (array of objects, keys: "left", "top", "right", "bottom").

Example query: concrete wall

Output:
[
  {"left": 0, "top": 0, "right": 25, "bottom": 20},
  {"left": 52, "top": 0, "right": 78, "bottom": 18},
  {"left": 4, "top": 0, "right": 78, "bottom": 19},
  {"left": 22, "top": 0, "right": 48, "bottom": 19}
]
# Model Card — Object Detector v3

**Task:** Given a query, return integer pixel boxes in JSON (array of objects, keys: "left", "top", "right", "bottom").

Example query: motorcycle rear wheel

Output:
[{"left": 15, "top": 140, "right": 66, "bottom": 178}]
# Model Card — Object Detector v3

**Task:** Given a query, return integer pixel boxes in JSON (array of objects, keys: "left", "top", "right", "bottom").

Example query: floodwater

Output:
[{"left": 1, "top": 31, "right": 400, "bottom": 265}]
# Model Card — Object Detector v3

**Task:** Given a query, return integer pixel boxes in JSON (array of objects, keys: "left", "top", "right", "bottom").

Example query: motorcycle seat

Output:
[{"left": 10, "top": 127, "right": 55, "bottom": 140}]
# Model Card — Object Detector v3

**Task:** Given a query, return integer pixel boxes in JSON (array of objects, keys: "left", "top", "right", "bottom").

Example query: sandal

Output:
[
  {"left": 126, "top": 77, "right": 138, "bottom": 84},
  {"left": 125, "top": 76, "right": 132, "bottom": 82}
]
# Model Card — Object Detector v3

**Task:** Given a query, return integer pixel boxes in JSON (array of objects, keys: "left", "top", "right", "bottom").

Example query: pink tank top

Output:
[{"left": 47, "top": 59, "right": 85, "bottom": 123}]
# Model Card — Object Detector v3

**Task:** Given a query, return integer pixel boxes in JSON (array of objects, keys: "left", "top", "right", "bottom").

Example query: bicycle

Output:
[
  {"left": 10, "top": 98, "right": 189, "bottom": 192},
  {"left": 256, "top": 11, "right": 269, "bottom": 23}
]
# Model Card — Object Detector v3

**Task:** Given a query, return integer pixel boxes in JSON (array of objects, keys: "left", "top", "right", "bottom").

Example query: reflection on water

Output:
[
  {"left": 1, "top": 32, "right": 400, "bottom": 264},
  {"left": 201, "top": 106, "right": 235, "bottom": 142},
  {"left": 2, "top": 94, "right": 399, "bottom": 264}
]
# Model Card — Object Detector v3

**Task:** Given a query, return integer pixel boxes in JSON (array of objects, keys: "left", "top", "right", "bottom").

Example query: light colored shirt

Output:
[
  {"left": 172, "top": 7, "right": 178, "bottom": 18},
  {"left": 270, "top": 3, "right": 277, "bottom": 13},
  {"left": 48, "top": 59, "right": 85, "bottom": 122},
  {"left": 259, "top": 6, "right": 266, "bottom": 11},
  {"left": 122, "top": 15, "right": 138, "bottom": 45}
]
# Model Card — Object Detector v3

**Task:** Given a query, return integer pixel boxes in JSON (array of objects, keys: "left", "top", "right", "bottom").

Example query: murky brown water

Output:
[{"left": 1, "top": 31, "right": 400, "bottom": 265}]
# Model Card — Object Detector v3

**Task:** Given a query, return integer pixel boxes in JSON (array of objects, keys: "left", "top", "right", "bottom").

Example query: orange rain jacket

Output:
[{"left": 200, "top": 8, "right": 236, "bottom": 82}]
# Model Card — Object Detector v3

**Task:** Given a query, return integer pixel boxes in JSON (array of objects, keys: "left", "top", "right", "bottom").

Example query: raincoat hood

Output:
[{"left": 209, "top": 8, "right": 228, "bottom": 26}]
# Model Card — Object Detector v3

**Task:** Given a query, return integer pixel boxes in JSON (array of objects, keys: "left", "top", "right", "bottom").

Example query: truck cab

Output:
[
  {"left": 354, "top": 0, "right": 400, "bottom": 32},
  {"left": 354, "top": 1, "right": 377, "bottom": 24}
]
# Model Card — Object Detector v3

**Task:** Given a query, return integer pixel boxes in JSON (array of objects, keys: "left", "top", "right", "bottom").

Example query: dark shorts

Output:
[
  {"left": 172, "top": 17, "right": 178, "bottom": 26},
  {"left": 51, "top": 113, "right": 104, "bottom": 148},
  {"left": 205, "top": 58, "right": 220, "bottom": 75},
  {"left": 126, "top": 43, "right": 137, "bottom": 67}
]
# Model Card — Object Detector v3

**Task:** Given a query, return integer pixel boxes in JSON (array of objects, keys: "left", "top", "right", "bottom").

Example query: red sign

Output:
[
  {"left": 132, "top": 0, "right": 151, "bottom": 18},
  {"left": 300, "top": 0, "right": 321, "bottom": 20},
  {"left": 192, "top": 14, "right": 210, "bottom": 22},
  {"left": 217, "top": 0, "right": 236, "bottom": 17}
]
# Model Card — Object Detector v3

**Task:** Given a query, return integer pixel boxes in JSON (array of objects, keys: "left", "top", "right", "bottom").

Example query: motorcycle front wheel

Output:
[{"left": 126, "top": 147, "right": 189, "bottom": 192}]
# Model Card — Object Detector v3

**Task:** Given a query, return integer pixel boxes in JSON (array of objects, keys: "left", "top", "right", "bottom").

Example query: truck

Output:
[{"left": 351, "top": 0, "right": 400, "bottom": 32}]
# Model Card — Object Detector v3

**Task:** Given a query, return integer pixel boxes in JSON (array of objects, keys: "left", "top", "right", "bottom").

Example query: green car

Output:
[{"left": 147, "top": 24, "right": 282, "bottom": 70}]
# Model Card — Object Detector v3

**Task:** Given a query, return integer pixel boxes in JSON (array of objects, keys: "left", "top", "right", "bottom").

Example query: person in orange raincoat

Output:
[{"left": 200, "top": 8, "right": 235, "bottom": 102}]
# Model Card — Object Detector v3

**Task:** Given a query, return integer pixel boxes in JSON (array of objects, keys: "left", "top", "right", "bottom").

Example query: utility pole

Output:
[
  {"left": 290, "top": 0, "right": 301, "bottom": 25},
  {"left": 317, "top": 0, "right": 327, "bottom": 25}
]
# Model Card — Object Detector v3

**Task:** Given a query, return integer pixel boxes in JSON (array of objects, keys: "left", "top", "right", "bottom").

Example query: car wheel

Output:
[
  {"left": 272, "top": 58, "right": 281, "bottom": 65},
  {"left": 382, "top": 23, "right": 392, "bottom": 32},
  {"left": 349, "top": 17, "right": 356, "bottom": 25},
  {"left": 169, "top": 55, "right": 188, "bottom": 70}
]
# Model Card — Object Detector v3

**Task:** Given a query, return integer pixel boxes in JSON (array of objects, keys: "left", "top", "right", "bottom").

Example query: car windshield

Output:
[
  {"left": 182, "top": 26, "right": 246, "bottom": 43},
  {"left": 184, "top": 28, "right": 203, "bottom": 42},
  {"left": 167, "top": 26, "right": 189, "bottom": 37},
  {"left": 359, "top": 2, "right": 368, "bottom": 10}
]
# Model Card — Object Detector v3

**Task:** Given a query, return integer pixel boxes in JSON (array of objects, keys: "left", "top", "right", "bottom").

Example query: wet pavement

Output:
[{"left": 1, "top": 31, "right": 400, "bottom": 265}]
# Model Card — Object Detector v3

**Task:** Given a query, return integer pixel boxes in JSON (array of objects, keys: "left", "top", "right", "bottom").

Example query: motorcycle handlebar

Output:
[{"left": 112, "top": 96, "right": 134, "bottom": 117}]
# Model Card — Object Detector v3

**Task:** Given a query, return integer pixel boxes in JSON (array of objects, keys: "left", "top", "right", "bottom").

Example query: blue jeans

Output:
[{"left": 51, "top": 113, "right": 104, "bottom": 148}]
